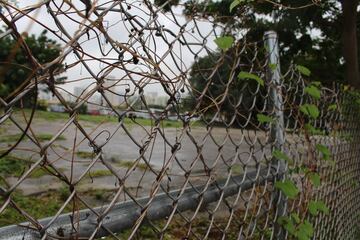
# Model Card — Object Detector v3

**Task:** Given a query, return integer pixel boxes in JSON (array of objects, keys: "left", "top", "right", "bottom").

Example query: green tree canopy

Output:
[
  {"left": 156, "top": 0, "right": 359, "bottom": 87},
  {"left": 0, "top": 30, "right": 62, "bottom": 101}
]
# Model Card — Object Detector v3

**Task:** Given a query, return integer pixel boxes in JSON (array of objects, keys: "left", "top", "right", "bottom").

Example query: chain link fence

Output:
[{"left": 0, "top": 1, "right": 359, "bottom": 239}]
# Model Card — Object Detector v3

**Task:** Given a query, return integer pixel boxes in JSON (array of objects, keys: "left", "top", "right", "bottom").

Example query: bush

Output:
[{"left": 36, "top": 99, "right": 48, "bottom": 111}]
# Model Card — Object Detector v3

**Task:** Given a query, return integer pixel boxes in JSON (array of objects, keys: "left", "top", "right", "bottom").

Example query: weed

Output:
[
  {"left": 0, "top": 155, "right": 32, "bottom": 177},
  {"left": 80, "top": 188, "right": 114, "bottom": 202},
  {"left": 110, "top": 157, "right": 148, "bottom": 171},
  {"left": 0, "top": 133, "right": 65, "bottom": 143},
  {"left": 16, "top": 110, "right": 201, "bottom": 128},
  {"left": 0, "top": 134, "right": 28, "bottom": 143},
  {"left": 76, "top": 151, "right": 95, "bottom": 159},
  {"left": 37, "top": 133, "right": 66, "bottom": 141},
  {"left": 231, "top": 164, "right": 243, "bottom": 175},
  {"left": 0, "top": 155, "right": 63, "bottom": 178},
  {"left": 89, "top": 169, "right": 113, "bottom": 177},
  {"left": 0, "top": 191, "right": 71, "bottom": 227},
  {"left": 29, "top": 167, "right": 64, "bottom": 178}
]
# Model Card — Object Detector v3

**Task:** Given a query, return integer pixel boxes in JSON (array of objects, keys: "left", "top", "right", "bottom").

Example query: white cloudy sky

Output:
[{"left": 5, "top": 0, "right": 221, "bottom": 98}]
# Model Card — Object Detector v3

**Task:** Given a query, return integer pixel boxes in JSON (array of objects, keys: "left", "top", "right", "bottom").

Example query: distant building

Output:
[
  {"left": 144, "top": 91, "right": 167, "bottom": 107},
  {"left": 38, "top": 84, "right": 52, "bottom": 101},
  {"left": 73, "top": 86, "right": 87, "bottom": 102},
  {"left": 38, "top": 83, "right": 60, "bottom": 104},
  {"left": 101, "top": 77, "right": 124, "bottom": 107},
  {"left": 87, "top": 93, "right": 102, "bottom": 114}
]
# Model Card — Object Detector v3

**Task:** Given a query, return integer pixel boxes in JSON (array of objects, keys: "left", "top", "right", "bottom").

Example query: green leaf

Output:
[
  {"left": 229, "top": 0, "right": 253, "bottom": 12},
  {"left": 277, "top": 216, "right": 288, "bottom": 225},
  {"left": 296, "top": 221, "right": 314, "bottom": 240},
  {"left": 269, "top": 63, "right": 277, "bottom": 71},
  {"left": 352, "top": 179, "right": 359, "bottom": 187},
  {"left": 284, "top": 220, "right": 296, "bottom": 235},
  {"left": 308, "top": 201, "right": 318, "bottom": 216},
  {"left": 327, "top": 104, "right": 337, "bottom": 111},
  {"left": 257, "top": 114, "right": 274, "bottom": 124},
  {"left": 339, "top": 133, "right": 353, "bottom": 141},
  {"left": 296, "top": 65, "right": 311, "bottom": 76},
  {"left": 308, "top": 172, "right": 320, "bottom": 187},
  {"left": 277, "top": 216, "right": 295, "bottom": 235},
  {"left": 300, "top": 104, "right": 319, "bottom": 119},
  {"left": 304, "top": 123, "right": 324, "bottom": 136},
  {"left": 316, "top": 144, "right": 331, "bottom": 160},
  {"left": 316, "top": 201, "right": 330, "bottom": 214},
  {"left": 238, "top": 71, "right": 264, "bottom": 86},
  {"left": 275, "top": 180, "right": 299, "bottom": 199},
  {"left": 290, "top": 213, "right": 300, "bottom": 224},
  {"left": 272, "top": 150, "right": 292, "bottom": 163},
  {"left": 305, "top": 85, "right": 321, "bottom": 100},
  {"left": 308, "top": 200, "right": 329, "bottom": 216},
  {"left": 229, "top": 0, "right": 241, "bottom": 12},
  {"left": 214, "top": 36, "right": 234, "bottom": 51},
  {"left": 311, "top": 81, "right": 321, "bottom": 87}
]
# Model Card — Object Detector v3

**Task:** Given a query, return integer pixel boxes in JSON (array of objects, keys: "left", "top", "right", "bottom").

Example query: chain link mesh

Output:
[{"left": 0, "top": 1, "right": 359, "bottom": 239}]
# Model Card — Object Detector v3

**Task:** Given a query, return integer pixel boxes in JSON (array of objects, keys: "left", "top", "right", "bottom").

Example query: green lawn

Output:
[
  {"left": 0, "top": 155, "right": 31, "bottom": 177},
  {"left": 17, "top": 109, "right": 202, "bottom": 128},
  {"left": 0, "top": 154, "right": 62, "bottom": 178}
]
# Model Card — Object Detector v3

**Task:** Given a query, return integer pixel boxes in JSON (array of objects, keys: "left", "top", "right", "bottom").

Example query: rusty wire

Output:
[{"left": 0, "top": 1, "right": 359, "bottom": 240}]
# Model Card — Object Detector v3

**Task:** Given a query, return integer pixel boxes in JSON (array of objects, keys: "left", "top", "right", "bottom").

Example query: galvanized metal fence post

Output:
[{"left": 264, "top": 30, "right": 286, "bottom": 239}]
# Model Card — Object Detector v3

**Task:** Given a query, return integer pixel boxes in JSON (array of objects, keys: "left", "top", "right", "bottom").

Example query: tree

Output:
[
  {"left": 341, "top": 0, "right": 360, "bottom": 89},
  {"left": 157, "top": 0, "right": 360, "bottom": 88},
  {"left": 0, "top": 29, "right": 63, "bottom": 104},
  {"left": 185, "top": 50, "right": 265, "bottom": 126}
]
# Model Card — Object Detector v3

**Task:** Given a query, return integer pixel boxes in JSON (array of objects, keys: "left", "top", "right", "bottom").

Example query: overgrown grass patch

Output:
[
  {"left": 17, "top": 110, "right": 203, "bottom": 128},
  {"left": 109, "top": 157, "right": 148, "bottom": 171},
  {"left": 0, "top": 134, "right": 28, "bottom": 143},
  {"left": 0, "top": 190, "right": 72, "bottom": 227},
  {"left": 76, "top": 151, "right": 95, "bottom": 159},
  {"left": 98, "top": 210, "right": 248, "bottom": 240},
  {"left": 230, "top": 164, "right": 243, "bottom": 175},
  {"left": 0, "top": 155, "right": 32, "bottom": 177},
  {"left": 37, "top": 133, "right": 66, "bottom": 141},
  {"left": 0, "top": 133, "right": 65, "bottom": 143},
  {"left": 89, "top": 169, "right": 113, "bottom": 177},
  {"left": 80, "top": 188, "right": 115, "bottom": 202},
  {"left": 29, "top": 167, "right": 64, "bottom": 178},
  {"left": 0, "top": 155, "right": 62, "bottom": 178}
]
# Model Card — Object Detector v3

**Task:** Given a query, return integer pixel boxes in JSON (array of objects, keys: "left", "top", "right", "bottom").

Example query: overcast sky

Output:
[{"left": 7, "top": 0, "right": 221, "bottom": 98}]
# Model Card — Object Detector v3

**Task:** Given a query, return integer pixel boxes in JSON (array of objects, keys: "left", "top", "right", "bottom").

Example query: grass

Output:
[
  {"left": 17, "top": 109, "right": 203, "bottom": 128},
  {"left": 98, "top": 209, "right": 261, "bottom": 240},
  {"left": 230, "top": 164, "right": 243, "bottom": 175},
  {"left": 109, "top": 157, "right": 149, "bottom": 171},
  {"left": 0, "top": 190, "right": 72, "bottom": 227},
  {"left": 0, "top": 154, "right": 63, "bottom": 178},
  {"left": 0, "top": 134, "right": 28, "bottom": 143},
  {"left": 80, "top": 188, "right": 115, "bottom": 202},
  {"left": 0, "top": 155, "right": 32, "bottom": 177},
  {"left": 76, "top": 151, "right": 95, "bottom": 159},
  {"left": 83, "top": 159, "right": 150, "bottom": 179},
  {"left": 89, "top": 169, "right": 113, "bottom": 177},
  {"left": 0, "top": 185, "right": 271, "bottom": 239},
  {"left": 0, "top": 133, "right": 66, "bottom": 143},
  {"left": 36, "top": 133, "right": 66, "bottom": 142},
  {"left": 29, "top": 167, "right": 64, "bottom": 178},
  {"left": 80, "top": 159, "right": 149, "bottom": 180}
]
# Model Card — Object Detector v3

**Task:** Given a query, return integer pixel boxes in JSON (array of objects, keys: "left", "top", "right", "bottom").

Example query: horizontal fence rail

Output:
[{"left": 0, "top": 168, "right": 274, "bottom": 239}]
